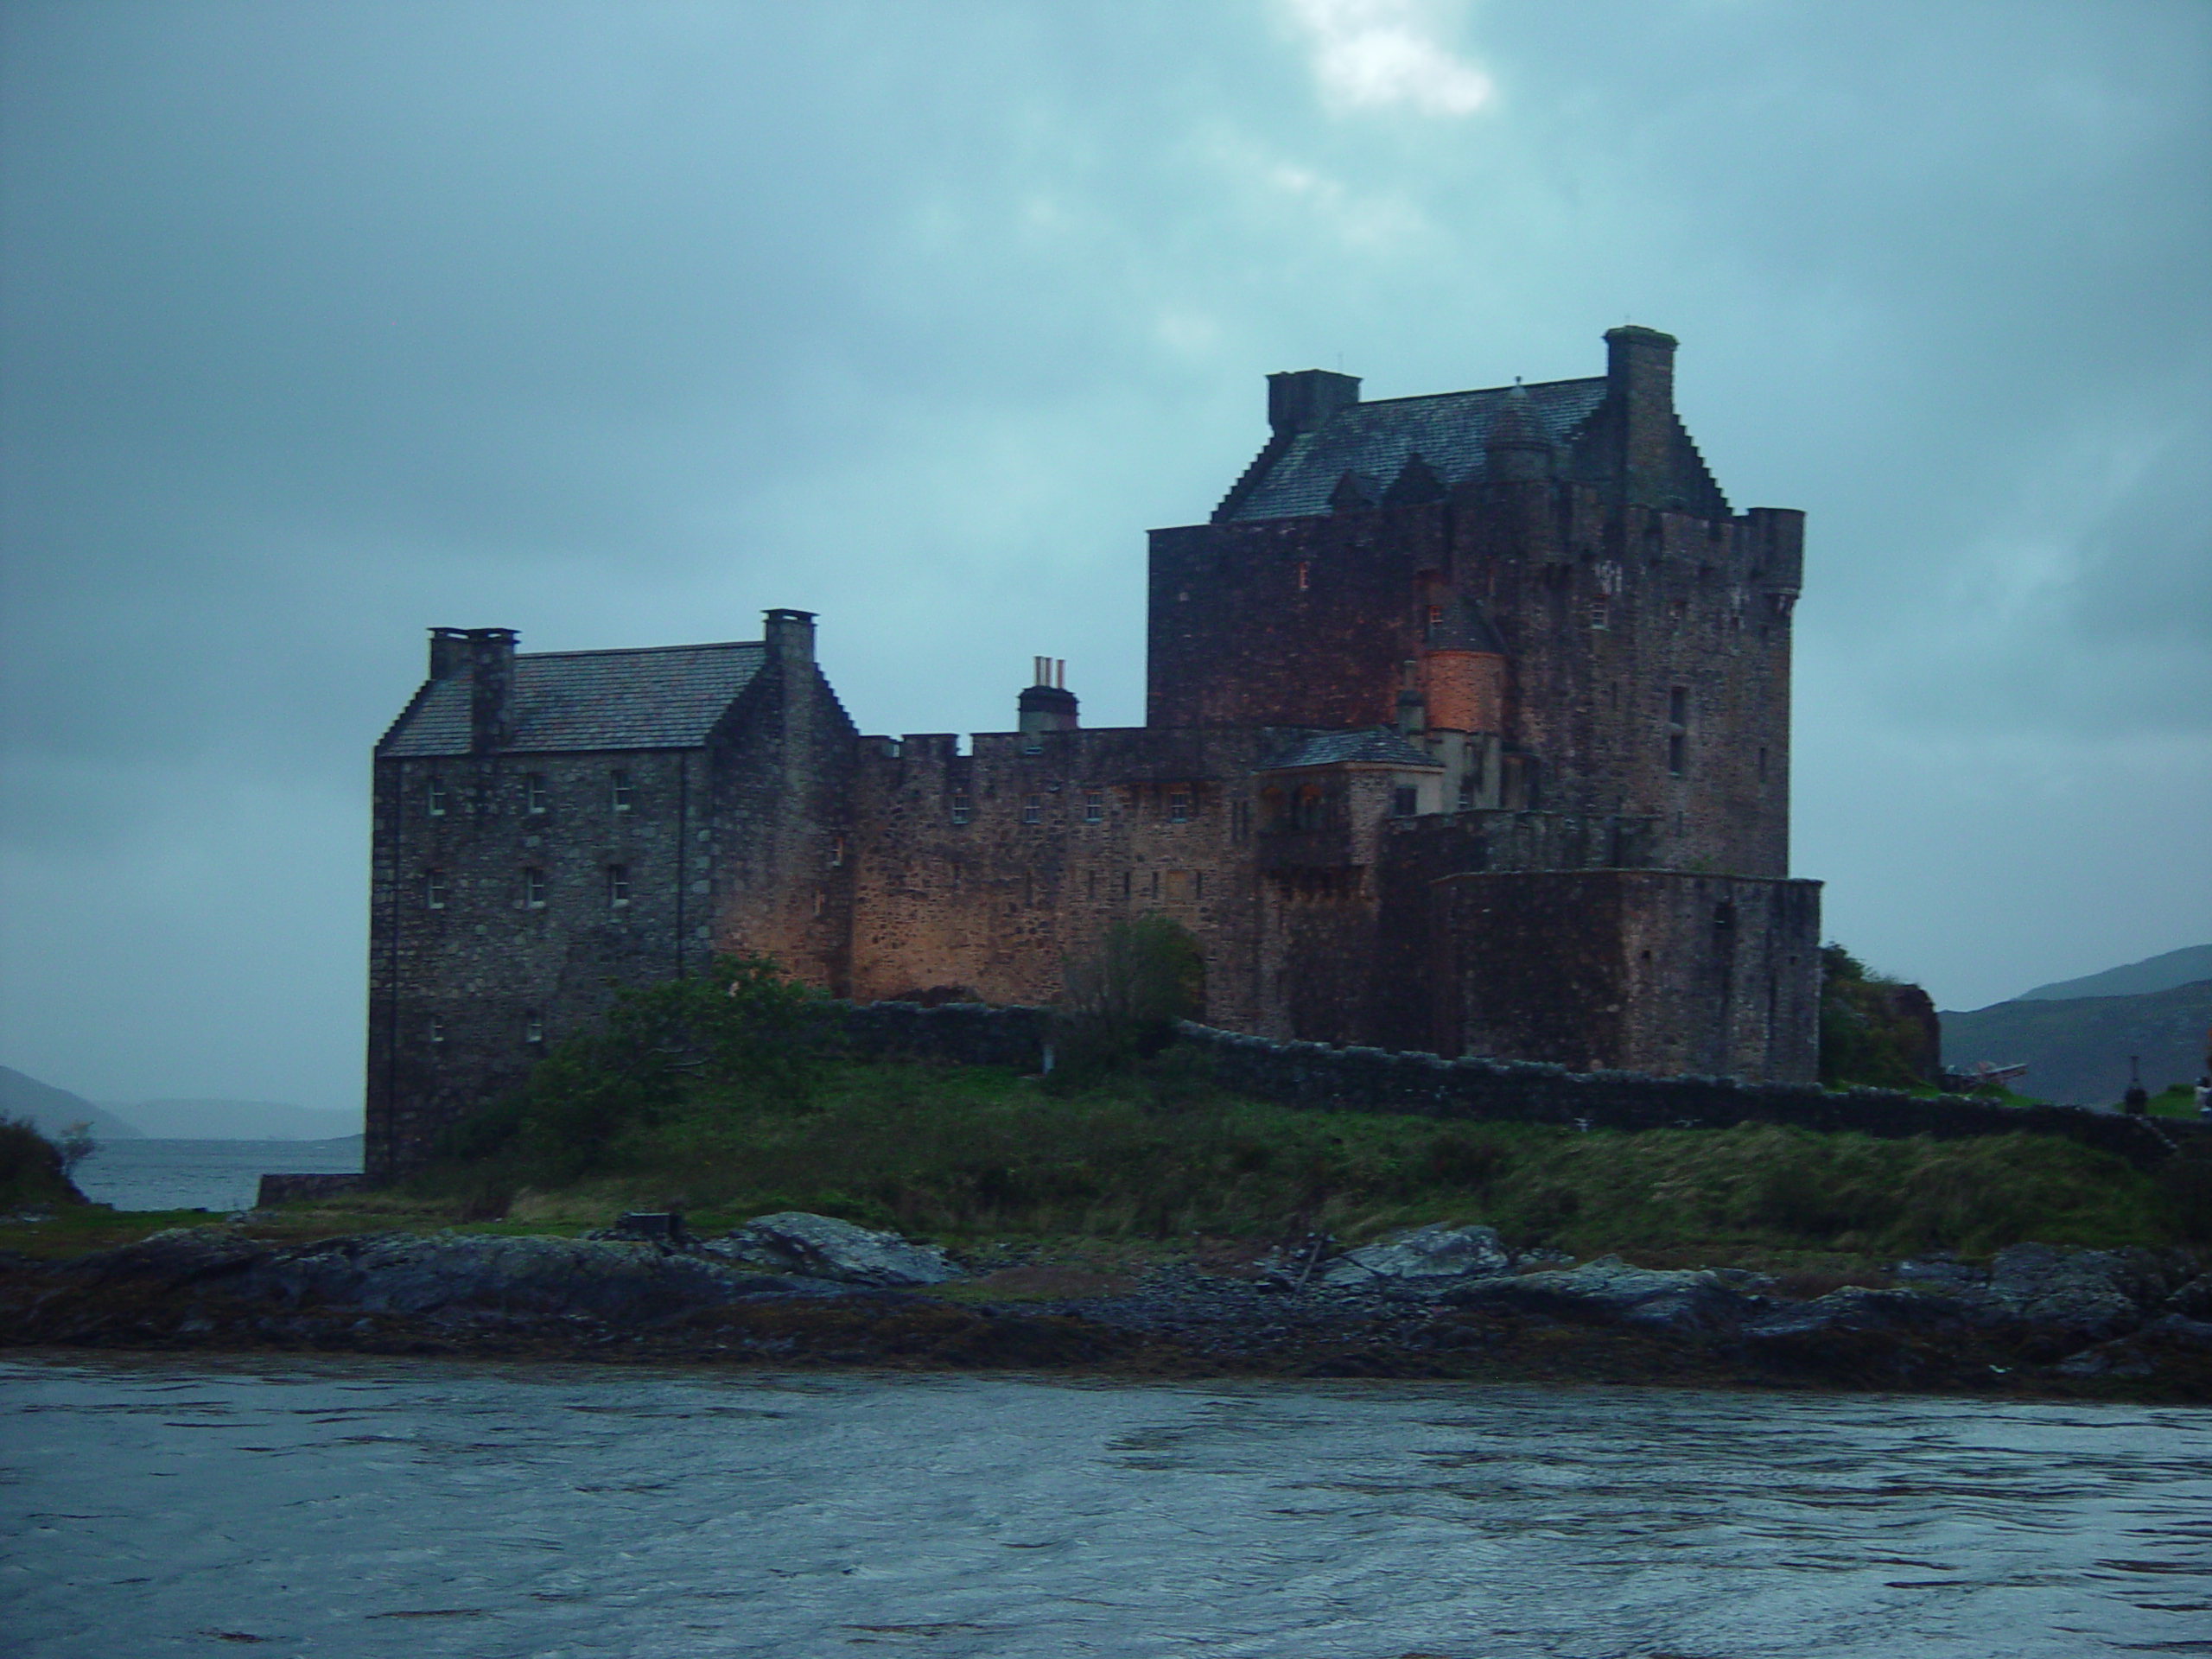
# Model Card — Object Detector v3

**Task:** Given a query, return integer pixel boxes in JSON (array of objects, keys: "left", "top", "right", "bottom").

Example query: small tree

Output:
[
  {"left": 443, "top": 955, "right": 828, "bottom": 1182},
  {"left": 1818, "top": 943, "right": 1936, "bottom": 1090},
  {"left": 1052, "top": 915, "right": 1206, "bottom": 1085},
  {"left": 52, "top": 1121, "right": 97, "bottom": 1182}
]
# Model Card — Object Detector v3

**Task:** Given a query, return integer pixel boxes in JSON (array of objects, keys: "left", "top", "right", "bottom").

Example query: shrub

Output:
[
  {"left": 1049, "top": 916, "right": 1206, "bottom": 1087},
  {"left": 436, "top": 954, "right": 828, "bottom": 1184},
  {"left": 0, "top": 1116, "right": 86, "bottom": 1211}
]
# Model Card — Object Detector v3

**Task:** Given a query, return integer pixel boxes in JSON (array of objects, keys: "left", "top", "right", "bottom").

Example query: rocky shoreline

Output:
[{"left": 3, "top": 1216, "right": 2209, "bottom": 1402}]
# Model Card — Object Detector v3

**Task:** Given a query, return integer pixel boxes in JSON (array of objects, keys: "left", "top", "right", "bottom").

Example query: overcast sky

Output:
[{"left": 3, "top": 0, "right": 2207, "bottom": 1116}]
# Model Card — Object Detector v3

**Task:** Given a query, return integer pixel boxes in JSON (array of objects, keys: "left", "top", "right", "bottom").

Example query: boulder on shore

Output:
[
  {"left": 720, "top": 1212, "right": 963, "bottom": 1287},
  {"left": 1447, "top": 1254, "right": 1745, "bottom": 1334},
  {"left": 1319, "top": 1224, "right": 1510, "bottom": 1289}
]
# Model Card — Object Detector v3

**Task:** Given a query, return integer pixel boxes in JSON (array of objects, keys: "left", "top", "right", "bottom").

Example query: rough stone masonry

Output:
[{"left": 365, "top": 326, "right": 1821, "bottom": 1177}]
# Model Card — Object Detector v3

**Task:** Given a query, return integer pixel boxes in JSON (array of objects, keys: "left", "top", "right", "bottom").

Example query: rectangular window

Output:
[
  {"left": 1588, "top": 599, "right": 1609, "bottom": 631},
  {"left": 1758, "top": 746, "right": 1769, "bottom": 781},
  {"left": 1295, "top": 561, "right": 1310, "bottom": 591},
  {"left": 428, "top": 1015, "right": 446, "bottom": 1045},
  {"left": 524, "top": 868, "right": 547, "bottom": 907},
  {"left": 607, "top": 864, "right": 631, "bottom": 907},
  {"left": 424, "top": 870, "right": 448, "bottom": 910},
  {"left": 525, "top": 773, "right": 549, "bottom": 814},
  {"left": 1022, "top": 794, "right": 1042, "bottom": 825},
  {"left": 1392, "top": 785, "right": 1419, "bottom": 817},
  {"left": 1122, "top": 870, "right": 1133, "bottom": 899},
  {"left": 1458, "top": 780, "right": 1475, "bottom": 811},
  {"left": 1427, "top": 603, "right": 1444, "bottom": 628},
  {"left": 830, "top": 835, "right": 846, "bottom": 868},
  {"left": 524, "top": 1009, "right": 544, "bottom": 1046},
  {"left": 1669, "top": 686, "right": 1688, "bottom": 726},
  {"left": 1168, "top": 790, "right": 1192, "bottom": 823},
  {"left": 1669, "top": 733, "right": 1686, "bottom": 777},
  {"left": 610, "top": 769, "right": 632, "bottom": 811},
  {"left": 1084, "top": 790, "right": 1103, "bottom": 823},
  {"left": 426, "top": 776, "right": 448, "bottom": 817},
  {"left": 950, "top": 791, "right": 970, "bottom": 826},
  {"left": 1231, "top": 800, "right": 1250, "bottom": 841}
]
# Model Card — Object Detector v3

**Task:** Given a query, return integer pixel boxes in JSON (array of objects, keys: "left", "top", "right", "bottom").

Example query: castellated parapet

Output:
[{"left": 365, "top": 327, "right": 1821, "bottom": 1177}]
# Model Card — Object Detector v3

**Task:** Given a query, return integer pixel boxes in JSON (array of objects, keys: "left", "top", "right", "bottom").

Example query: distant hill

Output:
[
  {"left": 0, "top": 1066, "right": 144, "bottom": 1139},
  {"left": 1941, "top": 979, "right": 2212, "bottom": 1105},
  {"left": 106, "top": 1099, "right": 361, "bottom": 1140},
  {"left": 2017, "top": 944, "right": 2212, "bottom": 1002}
]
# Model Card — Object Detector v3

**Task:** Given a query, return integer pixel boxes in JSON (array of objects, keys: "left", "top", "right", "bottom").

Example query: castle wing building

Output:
[{"left": 366, "top": 327, "right": 1821, "bottom": 1178}]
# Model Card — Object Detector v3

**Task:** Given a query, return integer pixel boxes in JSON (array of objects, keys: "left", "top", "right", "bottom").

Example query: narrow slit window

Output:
[
  {"left": 524, "top": 868, "right": 547, "bottom": 907},
  {"left": 524, "top": 773, "right": 549, "bottom": 814},
  {"left": 1295, "top": 561, "right": 1310, "bottom": 591},
  {"left": 424, "top": 870, "right": 448, "bottom": 910},
  {"left": 1669, "top": 685, "right": 1688, "bottom": 726},
  {"left": 610, "top": 769, "right": 632, "bottom": 812},
  {"left": 1669, "top": 733, "right": 1686, "bottom": 777},
  {"left": 829, "top": 835, "right": 846, "bottom": 868},
  {"left": 426, "top": 776, "right": 448, "bottom": 817},
  {"left": 607, "top": 864, "right": 631, "bottom": 907}
]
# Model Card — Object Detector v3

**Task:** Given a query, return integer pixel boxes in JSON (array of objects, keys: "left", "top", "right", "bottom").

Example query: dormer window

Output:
[
  {"left": 610, "top": 770, "right": 632, "bottom": 812},
  {"left": 426, "top": 776, "right": 448, "bottom": 817}
]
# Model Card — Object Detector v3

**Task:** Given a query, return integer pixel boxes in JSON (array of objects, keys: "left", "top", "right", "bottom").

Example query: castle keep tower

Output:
[{"left": 367, "top": 327, "right": 1821, "bottom": 1175}]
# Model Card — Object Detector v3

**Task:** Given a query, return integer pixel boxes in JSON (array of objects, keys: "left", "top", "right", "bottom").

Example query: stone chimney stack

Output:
[
  {"left": 1018, "top": 657, "right": 1079, "bottom": 735},
  {"left": 428, "top": 626, "right": 469, "bottom": 681},
  {"left": 1267, "top": 368, "right": 1362, "bottom": 437},
  {"left": 464, "top": 627, "right": 518, "bottom": 752},
  {"left": 1604, "top": 324, "right": 1680, "bottom": 507},
  {"left": 763, "top": 607, "right": 817, "bottom": 663}
]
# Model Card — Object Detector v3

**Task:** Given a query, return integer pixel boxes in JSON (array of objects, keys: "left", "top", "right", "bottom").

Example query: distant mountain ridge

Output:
[
  {"left": 2017, "top": 944, "right": 2212, "bottom": 1002},
  {"left": 1942, "top": 979, "right": 2212, "bottom": 1106},
  {"left": 0, "top": 1066, "right": 143, "bottom": 1139}
]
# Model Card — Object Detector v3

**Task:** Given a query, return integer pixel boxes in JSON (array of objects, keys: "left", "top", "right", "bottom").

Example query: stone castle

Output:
[{"left": 367, "top": 325, "right": 1822, "bottom": 1179}]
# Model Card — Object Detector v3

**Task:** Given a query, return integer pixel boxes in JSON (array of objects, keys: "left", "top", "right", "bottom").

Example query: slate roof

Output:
[
  {"left": 378, "top": 642, "right": 767, "bottom": 757},
  {"left": 1221, "top": 376, "right": 1610, "bottom": 523},
  {"left": 1260, "top": 728, "right": 1443, "bottom": 772}
]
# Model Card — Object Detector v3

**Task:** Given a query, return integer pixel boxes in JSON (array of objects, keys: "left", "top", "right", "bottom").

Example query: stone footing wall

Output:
[
  {"left": 830, "top": 1001, "right": 2198, "bottom": 1168},
  {"left": 256, "top": 1173, "right": 367, "bottom": 1208}
]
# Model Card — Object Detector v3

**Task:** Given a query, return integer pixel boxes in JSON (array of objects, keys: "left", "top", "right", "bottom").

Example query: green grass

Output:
[{"left": 388, "top": 1057, "right": 2191, "bottom": 1270}]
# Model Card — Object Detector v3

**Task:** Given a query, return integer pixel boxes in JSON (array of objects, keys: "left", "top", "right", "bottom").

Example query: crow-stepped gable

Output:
[{"left": 367, "top": 327, "right": 1821, "bottom": 1178}]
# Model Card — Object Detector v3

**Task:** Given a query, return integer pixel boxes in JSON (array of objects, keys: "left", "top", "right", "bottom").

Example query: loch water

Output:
[
  {"left": 3, "top": 1356, "right": 2207, "bottom": 1657},
  {"left": 67, "top": 1137, "right": 362, "bottom": 1214}
]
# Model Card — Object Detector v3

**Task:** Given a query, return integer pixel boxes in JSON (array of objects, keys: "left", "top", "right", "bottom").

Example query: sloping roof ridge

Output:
[
  {"left": 1351, "top": 372, "right": 1603, "bottom": 410},
  {"left": 518, "top": 639, "right": 760, "bottom": 662}
]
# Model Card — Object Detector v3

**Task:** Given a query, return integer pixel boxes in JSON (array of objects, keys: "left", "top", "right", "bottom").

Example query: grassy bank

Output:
[{"left": 382, "top": 1057, "right": 2204, "bottom": 1273}]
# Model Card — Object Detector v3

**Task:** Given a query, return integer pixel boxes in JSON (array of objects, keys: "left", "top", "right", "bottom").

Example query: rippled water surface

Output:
[
  {"left": 3, "top": 1357, "right": 2207, "bottom": 1656},
  {"left": 70, "top": 1138, "right": 361, "bottom": 1213}
]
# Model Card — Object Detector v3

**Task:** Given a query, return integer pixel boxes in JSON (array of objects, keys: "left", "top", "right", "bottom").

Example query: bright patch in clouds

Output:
[{"left": 1283, "top": 0, "right": 1493, "bottom": 116}]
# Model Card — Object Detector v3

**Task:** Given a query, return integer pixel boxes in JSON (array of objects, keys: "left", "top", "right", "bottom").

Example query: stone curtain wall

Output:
[{"left": 831, "top": 1001, "right": 2196, "bottom": 1169}]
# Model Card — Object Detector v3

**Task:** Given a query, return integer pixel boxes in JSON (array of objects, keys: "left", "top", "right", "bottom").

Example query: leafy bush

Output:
[
  {"left": 435, "top": 955, "right": 828, "bottom": 1185},
  {"left": 1818, "top": 943, "right": 1937, "bottom": 1090},
  {"left": 0, "top": 1116, "right": 86, "bottom": 1211},
  {"left": 1049, "top": 916, "right": 1206, "bottom": 1088}
]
